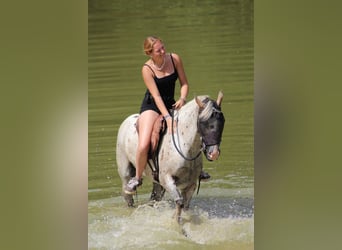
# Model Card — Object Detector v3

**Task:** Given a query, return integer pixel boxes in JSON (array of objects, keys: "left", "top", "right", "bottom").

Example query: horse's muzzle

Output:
[{"left": 206, "top": 145, "right": 220, "bottom": 161}]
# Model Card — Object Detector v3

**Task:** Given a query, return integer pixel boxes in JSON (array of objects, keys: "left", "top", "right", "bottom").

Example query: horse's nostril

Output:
[{"left": 208, "top": 147, "right": 220, "bottom": 160}]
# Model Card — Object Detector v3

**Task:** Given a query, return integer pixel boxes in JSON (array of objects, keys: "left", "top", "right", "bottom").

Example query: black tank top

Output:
[{"left": 143, "top": 53, "right": 178, "bottom": 109}]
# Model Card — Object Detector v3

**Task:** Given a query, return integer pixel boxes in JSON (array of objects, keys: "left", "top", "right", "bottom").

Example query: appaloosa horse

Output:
[{"left": 116, "top": 91, "right": 225, "bottom": 221}]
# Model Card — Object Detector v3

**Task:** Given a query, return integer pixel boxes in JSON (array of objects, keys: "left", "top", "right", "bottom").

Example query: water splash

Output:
[{"left": 88, "top": 197, "right": 253, "bottom": 250}]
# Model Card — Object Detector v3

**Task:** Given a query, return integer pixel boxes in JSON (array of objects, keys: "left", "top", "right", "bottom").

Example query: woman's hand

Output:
[
  {"left": 172, "top": 97, "right": 186, "bottom": 110},
  {"left": 164, "top": 114, "right": 176, "bottom": 134}
]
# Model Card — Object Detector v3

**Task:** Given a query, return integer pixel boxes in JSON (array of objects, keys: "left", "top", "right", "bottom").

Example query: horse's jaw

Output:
[{"left": 205, "top": 145, "right": 220, "bottom": 161}]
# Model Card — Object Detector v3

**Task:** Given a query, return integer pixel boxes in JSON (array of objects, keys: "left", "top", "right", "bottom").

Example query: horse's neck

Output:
[{"left": 177, "top": 100, "right": 200, "bottom": 141}]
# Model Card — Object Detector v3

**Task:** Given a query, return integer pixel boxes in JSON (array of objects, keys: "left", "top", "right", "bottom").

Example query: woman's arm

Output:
[{"left": 172, "top": 53, "right": 189, "bottom": 109}]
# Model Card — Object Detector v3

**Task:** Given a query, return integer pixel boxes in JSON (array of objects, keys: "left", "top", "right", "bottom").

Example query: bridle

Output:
[
  {"left": 170, "top": 104, "right": 225, "bottom": 161},
  {"left": 198, "top": 105, "right": 225, "bottom": 160}
]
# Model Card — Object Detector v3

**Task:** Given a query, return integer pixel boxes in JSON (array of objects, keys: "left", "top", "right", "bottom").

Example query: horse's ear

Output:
[
  {"left": 195, "top": 96, "right": 205, "bottom": 109},
  {"left": 216, "top": 91, "right": 223, "bottom": 107}
]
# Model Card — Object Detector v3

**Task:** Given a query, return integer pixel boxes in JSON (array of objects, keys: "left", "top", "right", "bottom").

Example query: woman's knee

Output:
[
  {"left": 137, "top": 140, "right": 150, "bottom": 154},
  {"left": 137, "top": 146, "right": 149, "bottom": 158}
]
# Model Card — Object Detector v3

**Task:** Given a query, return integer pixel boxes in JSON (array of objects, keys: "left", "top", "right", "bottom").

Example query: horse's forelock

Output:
[{"left": 198, "top": 99, "right": 214, "bottom": 121}]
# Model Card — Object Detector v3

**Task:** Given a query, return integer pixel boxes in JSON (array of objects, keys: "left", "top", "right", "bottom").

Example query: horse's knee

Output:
[{"left": 175, "top": 197, "right": 184, "bottom": 208}]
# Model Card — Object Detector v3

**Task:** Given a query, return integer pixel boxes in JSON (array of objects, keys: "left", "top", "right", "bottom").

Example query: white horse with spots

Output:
[{"left": 116, "top": 91, "right": 225, "bottom": 221}]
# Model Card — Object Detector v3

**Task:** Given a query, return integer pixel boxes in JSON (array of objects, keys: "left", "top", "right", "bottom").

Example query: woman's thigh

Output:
[{"left": 138, "top": 110, "right": 159, "bottom": 146}]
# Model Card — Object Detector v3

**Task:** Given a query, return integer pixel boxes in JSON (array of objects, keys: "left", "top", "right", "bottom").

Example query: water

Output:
[
  {"left": 89, "top": 190, "right": 253, "bottom": 250},
  {"left": 89, "top": 0, "right": 253, "bottom": 249}
]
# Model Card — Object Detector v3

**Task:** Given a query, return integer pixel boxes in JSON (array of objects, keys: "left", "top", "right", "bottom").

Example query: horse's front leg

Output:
[
  {"left": 181, "top": 182, "right": 197, "bottom": 210},
  {"left": 175, "top": 202, "right": 182, "bottom": 224},
  {"left": 150, "top": 182, "right": 165, "bottom": 201},
  {"left": 160, "top": 174, "right": 183, "bottom": 221}
]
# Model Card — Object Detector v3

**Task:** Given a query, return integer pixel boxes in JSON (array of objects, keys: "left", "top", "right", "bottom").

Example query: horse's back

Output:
[{"left": 117, "top": 114, "right": 139, "bottom": 139}]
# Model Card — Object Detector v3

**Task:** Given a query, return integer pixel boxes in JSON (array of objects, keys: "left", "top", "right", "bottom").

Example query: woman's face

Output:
[{"left": 151, "top": 40, "right": 166, "bottom": 59}]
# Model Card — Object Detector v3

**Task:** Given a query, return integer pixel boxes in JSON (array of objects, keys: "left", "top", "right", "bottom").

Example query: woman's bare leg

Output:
[
  {"left": 135, "top": 110, "right": 159, "bottom": 179},
  {"left": 124, "top": 110, "right": 159, "bottom": 194}
]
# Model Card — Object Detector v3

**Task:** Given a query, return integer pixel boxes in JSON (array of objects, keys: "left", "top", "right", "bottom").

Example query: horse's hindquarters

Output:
[{"left": 116, "top": 114, "right": 139, "bottom": 181}]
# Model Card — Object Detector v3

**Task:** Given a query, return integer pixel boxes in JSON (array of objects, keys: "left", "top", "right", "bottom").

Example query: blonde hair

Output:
[{"left": 143, "top": 36, "right": 162, "bottom": 55}]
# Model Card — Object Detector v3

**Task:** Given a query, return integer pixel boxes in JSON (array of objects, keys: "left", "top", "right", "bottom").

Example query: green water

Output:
[
  {"left": 89, "top": 0, "right": 253, "bottom": 199},
  {"left": 89, "top": 0, "right": 253, "bottom": 248}
]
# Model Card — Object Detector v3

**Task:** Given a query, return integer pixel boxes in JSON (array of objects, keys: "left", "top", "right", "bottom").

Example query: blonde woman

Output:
[{"left": 125, "top": 36, "right": 210, "bottom": 194}]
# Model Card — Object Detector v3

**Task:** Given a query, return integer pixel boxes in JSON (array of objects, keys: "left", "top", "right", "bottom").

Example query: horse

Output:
[{"left": 116, "top": 91, "right": 225, "bottom": 221}]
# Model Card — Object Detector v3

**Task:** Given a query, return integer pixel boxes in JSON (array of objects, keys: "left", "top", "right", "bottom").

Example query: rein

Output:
[{"left": 170, "top": 108, "right": 202, "bottom": 161}]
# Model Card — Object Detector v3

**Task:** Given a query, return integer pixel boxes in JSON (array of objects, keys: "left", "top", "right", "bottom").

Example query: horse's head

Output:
[{"left": 196, "top": 91, "right": 225, "bottom": 161}]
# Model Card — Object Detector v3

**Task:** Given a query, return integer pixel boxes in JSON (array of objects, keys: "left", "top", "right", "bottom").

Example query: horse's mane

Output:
[
  {"left": 198, "top": 98, "right": 214, "bottom": 121},
  {"left": 193, "top": 94, "right": 220, "bottom": 122},
  {"left": 180, "top": 95, "right": 218, "bottom": 122}
]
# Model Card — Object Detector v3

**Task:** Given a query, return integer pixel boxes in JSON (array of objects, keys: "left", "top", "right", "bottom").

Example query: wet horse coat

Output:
[{"left": 116, "top": 92, "right": 225, "bottom": 220}]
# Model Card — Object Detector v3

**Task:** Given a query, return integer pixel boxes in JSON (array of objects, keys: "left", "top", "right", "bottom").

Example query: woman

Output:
[{"left": 124, "top": 36, "right": 209, "bottom": 194}]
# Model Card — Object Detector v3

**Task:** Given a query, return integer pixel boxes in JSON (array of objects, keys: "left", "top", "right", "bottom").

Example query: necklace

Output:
[{"left": 152, "top": 56, "right": 166, "bottom": 71}]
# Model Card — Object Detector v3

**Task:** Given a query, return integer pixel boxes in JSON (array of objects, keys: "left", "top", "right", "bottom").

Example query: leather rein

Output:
[{"left": 170, "top": 108, "right": 202, "bottom": 161}]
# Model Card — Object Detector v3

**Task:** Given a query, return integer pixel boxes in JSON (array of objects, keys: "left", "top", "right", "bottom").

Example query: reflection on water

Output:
[{"left": 89, "top": 0, "right": 253, "bottom": 248}]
